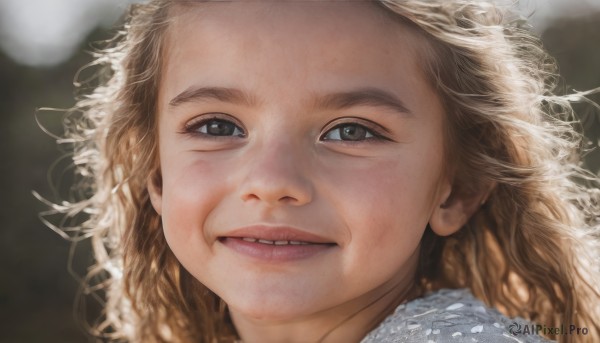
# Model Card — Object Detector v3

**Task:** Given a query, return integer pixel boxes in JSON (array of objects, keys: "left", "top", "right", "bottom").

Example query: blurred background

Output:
[{"left": 0, "top": 0, "right": 599, "bottom": 342}]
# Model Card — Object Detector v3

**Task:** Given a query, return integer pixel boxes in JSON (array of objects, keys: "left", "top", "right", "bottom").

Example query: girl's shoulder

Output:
[{"left": 362, "top": 288, "right": 551, "bottom": 343}]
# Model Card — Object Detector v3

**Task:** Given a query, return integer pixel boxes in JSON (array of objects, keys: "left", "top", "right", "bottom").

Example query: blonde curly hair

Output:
[{"left": 44, "top": 0, "right": 600, "bottom": 342}]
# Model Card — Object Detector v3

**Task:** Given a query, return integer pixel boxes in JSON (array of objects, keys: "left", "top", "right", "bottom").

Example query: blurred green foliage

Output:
[
  {"left": 0, "top": 29, "right": 108, "bottom": 343},
  {"left": 542, "top": 13, "right": 600, "bottom": 172},
  {"left": 0, "top": 13, "right": 598, "bottom": 343}
]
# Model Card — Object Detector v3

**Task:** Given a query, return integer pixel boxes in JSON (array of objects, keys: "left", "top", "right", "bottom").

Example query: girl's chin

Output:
[{"left": 226, "top": 295, "right": 327, "bottom": 322}]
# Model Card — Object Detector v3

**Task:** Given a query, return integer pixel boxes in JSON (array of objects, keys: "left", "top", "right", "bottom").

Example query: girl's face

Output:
[{"left": 150, "top": 0, "right": 451, "bottom": 335}]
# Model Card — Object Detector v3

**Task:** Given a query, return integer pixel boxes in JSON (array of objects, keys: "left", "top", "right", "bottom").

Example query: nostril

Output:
[
  {"left": 241, "top": 194, "right": 300, "bottom": 204},
  {"left": 242, "top": 193, "right": 261, "bottom": 202},
  {"left": 238, "top": 170, "right": 314, "bottom": 206},
  {"left": 278, "top": 195, "right": 298, "bottom": 203}
]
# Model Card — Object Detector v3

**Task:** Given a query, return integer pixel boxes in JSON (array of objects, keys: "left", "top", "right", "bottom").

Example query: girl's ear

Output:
[
  {"left": 147, "top": 170, "right": 163, "bottom": 215},
  {"left": 429, "top": 182, "right": 495, "bottom": 236}
]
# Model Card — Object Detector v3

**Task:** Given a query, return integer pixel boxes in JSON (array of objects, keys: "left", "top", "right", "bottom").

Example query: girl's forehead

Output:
[
  {"left": 165, "top": 1, "right": 423, "bottom": 55},
  {"left": 160, "top": 1, "right": 436, "bottom": 113}
]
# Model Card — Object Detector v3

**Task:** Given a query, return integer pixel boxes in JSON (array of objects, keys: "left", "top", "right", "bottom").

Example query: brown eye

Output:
[{"left": 322, "top": 123, "right": 375, "bottom": 141}]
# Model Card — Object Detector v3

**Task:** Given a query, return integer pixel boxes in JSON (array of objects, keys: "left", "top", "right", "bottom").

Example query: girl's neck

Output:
[{"left": 229, "top": 269, "right": 420, "bottom": 343}]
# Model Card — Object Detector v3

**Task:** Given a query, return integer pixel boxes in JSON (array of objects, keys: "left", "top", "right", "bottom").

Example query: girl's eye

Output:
[
  {"left": 321, "top": 123, "right": 377, "bottom": 141},
  {"left": 186, "top": 118, "right": 245, "bottom": 137}
]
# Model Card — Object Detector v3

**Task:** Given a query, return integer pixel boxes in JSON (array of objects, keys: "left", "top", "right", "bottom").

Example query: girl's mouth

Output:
[
  {"left": 239, "top": 237, "right": 312, "bottom": 245},
  {"left": 218, "top": 230, "right": 337, "bottom": 262}
]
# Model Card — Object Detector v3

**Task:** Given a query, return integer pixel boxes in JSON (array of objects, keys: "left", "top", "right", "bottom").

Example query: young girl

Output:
[{"left": 47, "top": 0, "right": 600, "bottom": 342}]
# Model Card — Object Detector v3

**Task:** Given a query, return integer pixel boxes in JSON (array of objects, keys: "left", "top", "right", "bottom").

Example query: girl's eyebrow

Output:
[
  {"left": 316, "top": 87, "right": 412, "bottom": 115},
  {"left": 168, "top": 86, "right": 412, "bottom": 115},
  {"left": 169, "top": 86, "right": 257, "bottom": 108}
]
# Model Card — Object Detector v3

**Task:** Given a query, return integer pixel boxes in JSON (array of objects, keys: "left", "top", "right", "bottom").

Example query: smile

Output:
[
  {"left": 240, "top": 238, "right": 311, "bottom": 245},
  {"left": 218, "top": 225, "right": 337, "bottom": 262}
]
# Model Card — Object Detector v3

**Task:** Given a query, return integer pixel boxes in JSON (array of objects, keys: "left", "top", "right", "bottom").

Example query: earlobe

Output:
[
  {"left": 147, "top": 171, "right": 163, "bottom": 216},
  {"left": 429, "top": 197, "right": 468, "bottom": 236},
  {"left": 429, "top": 182, "right": 496, "bottom": 236}
]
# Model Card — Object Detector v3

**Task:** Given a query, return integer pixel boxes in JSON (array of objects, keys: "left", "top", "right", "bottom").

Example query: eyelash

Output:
[
  {"left": 319, "top": 121, "right": 389, "bottom": 143},
  {"left": 183, "top": 115, "right": 246, "bottom": 139},
  {"left": 182, "top": 115, "right": 390, "bottom": 143}
]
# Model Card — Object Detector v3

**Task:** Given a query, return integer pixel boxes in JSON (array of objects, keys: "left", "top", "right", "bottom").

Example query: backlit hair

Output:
[{"left": 45, "top": 1, "right": 600, "bottom": 342}]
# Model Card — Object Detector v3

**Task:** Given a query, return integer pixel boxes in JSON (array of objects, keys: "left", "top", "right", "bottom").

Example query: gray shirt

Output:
[{"left": 361, "top": 288, "right": 551, "bottom": 343}]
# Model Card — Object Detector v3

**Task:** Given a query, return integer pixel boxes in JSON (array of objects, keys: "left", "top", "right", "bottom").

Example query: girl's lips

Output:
[
  {"left": 221, "top": 225, "right": 335, "bottom": 244},
  {"left": 219, "top": 237, "right": 336, "bottom": 262}
]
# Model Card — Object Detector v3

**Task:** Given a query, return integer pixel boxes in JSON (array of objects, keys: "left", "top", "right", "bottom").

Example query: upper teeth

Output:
[{"left": 242, "top": 237, "right": 308, "bottom": 245}]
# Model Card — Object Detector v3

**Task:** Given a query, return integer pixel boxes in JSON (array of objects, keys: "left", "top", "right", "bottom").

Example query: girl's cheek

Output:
[{"left": 160, "top": 157, "right": 220, "bottom": 227}]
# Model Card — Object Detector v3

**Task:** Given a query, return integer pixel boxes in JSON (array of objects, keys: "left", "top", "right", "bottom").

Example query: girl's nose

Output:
[{"left": 238, "top": 141, "right": 314, "bottom": 207}]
